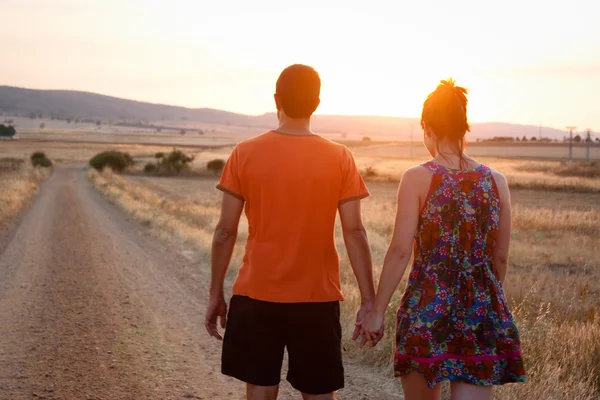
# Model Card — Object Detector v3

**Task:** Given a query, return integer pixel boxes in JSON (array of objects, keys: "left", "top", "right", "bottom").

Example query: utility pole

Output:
[
  {"left": 585, "top": 129, "right": 592, "bottom": 162},
  {"left": 566, "top": 126, "right": 576, "bottom": 161},
  {"left": 539, "top": 121, "right": 542, "bottom": 140}
]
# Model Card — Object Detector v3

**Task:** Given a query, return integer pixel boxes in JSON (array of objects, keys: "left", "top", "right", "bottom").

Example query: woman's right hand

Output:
[{"left": 360, "top": 310, "right": 385, "bottom": 347}]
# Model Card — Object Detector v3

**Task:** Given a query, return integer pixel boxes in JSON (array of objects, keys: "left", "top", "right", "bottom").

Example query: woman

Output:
[{"left": 361, "top": 79, "right": 527, "bottom": 399}]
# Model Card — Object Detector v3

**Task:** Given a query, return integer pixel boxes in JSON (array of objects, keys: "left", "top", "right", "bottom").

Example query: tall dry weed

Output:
[{"left": 0, "top": 165, "right": 49, "bottom": 222}]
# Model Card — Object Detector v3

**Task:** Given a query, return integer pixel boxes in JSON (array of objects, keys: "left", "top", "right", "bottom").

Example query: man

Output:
[{"left": 205, "top": 64, "right": 375, "bottom": 400}]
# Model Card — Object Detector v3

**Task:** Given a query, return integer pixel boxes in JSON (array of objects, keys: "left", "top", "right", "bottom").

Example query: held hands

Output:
[
  {"left": 360, "top": 310, "right": 385, "bottom": 347},
  {"left": 205, "top": 295, "right": 228, "bottom": 340},
  {"left": 352, "top": 301, "right": 385, "bottom": 348}
]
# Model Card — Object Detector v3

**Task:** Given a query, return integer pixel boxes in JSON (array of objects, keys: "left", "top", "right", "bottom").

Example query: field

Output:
[{"left": 1, "top": 135, "right": 600, "bottom": 399}]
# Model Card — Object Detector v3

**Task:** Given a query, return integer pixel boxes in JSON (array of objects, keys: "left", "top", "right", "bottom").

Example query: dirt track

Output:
[{"left": 0, "top": 166, "right": 400, "bottom": 400}]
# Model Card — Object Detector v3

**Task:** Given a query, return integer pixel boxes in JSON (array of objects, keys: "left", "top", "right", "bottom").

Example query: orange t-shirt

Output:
[{"left": 217, "top": 131, "right": 369, "bottom": 303}]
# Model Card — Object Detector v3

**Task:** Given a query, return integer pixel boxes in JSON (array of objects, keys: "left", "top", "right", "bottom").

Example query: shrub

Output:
[
  {"left": 159, "top": 149, "right": 194, "bottom": 173},
  {"left": 32, "top": 156, "right": 53, "bottom": 168},
  {"left": 144, "top": 163, "right": 157, "bottom": 173},
  {"left": 31, "top": 152, "right": 47, "bottom": 161},
  {"left": 155, "top": 152, "right": 164, "bottom": 159},
  {"left": 89, "top": 151, "right": 134, "bottom": 173},
  {"left": 207, "top": 159, "right": 225, "bottom": 175},
  {"left": 0, "top": 124, "right": 17, "bottom": 138},
  {"left": 362, "top": 136, "right": 372, "bottom": 142}
]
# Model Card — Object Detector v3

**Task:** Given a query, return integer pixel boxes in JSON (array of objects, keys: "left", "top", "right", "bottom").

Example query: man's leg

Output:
[
  {"left": 222, "top": 296, "right": 285, "bottom": 395},
  {"left": 285, "top": 301, "right": 344, "bottom": 396},
  {"left": 247, "top": 384, "right": 279, "bottom": 400}
]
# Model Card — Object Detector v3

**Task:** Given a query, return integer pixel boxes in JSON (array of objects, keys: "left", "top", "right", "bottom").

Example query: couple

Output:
[{"left": 205, "top": 64, "right": 527, "bottom": 400}]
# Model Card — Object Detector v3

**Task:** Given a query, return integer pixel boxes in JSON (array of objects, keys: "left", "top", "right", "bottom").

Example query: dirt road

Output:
[{"left": 0, "top": 166, "right": 400, "bottom": 400}]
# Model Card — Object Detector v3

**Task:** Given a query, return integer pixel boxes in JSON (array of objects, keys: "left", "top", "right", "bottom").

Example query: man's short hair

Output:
[{"left": 275, "top": 64, "right": 321, "bottom": 119}]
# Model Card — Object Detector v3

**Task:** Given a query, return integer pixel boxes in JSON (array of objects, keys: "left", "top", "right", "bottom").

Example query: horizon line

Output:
[{"left": 0, "top": 84, "right": 577, "bottom": 132}]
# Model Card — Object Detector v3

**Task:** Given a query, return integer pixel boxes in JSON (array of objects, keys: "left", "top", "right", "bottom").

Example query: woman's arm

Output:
[
  {"left": 491, "top": 171, "right": 512, "bottom": 283},
  {"left": 361, "top": 167, "right": 424, "bottom": 344}
]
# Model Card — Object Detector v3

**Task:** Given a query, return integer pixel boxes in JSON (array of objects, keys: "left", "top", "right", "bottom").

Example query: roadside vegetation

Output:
[
  {"left": 90, "top": 151, "right": 135, "bottom": 173},
  {"left": 143, "top": 149, "right": 195, "bottom": 175},
  {"left": 0, "top": 157, "right": 51, "bottom": 223},
  {"left": 30, "top": 152, "right": 53, "bottom": 168}
]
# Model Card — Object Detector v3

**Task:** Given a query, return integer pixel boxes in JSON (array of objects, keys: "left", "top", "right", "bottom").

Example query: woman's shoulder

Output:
[
  {"left": 400, "top": 165, "right": 435, "bottom": 189},
  {"left": 484, "top": 166, "right": 507, "bottom": 185}
]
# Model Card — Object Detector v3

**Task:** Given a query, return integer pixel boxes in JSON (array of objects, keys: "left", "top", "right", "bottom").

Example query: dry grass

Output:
[
  {"left": 516, "top": 161, "right": 600, "bottom": 179},
  {"left": 88, "top": 162, "right": 600, "bottom": 399},
  {"left": 87, "top": 169, "right": 247, "bottom": 278},
  {"left": 0, "top": 160, "right": 50, "bottom": 223},
  {"left": 357, "top": 158, "right": 600, "bottom": 194},
  {"left": 337, "top": 188, "right": 600, "bottom": 399}
]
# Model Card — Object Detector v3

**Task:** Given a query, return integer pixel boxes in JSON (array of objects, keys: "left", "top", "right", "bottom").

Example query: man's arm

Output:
[
  {"left": 338, "top": 199, "right": 375, "bottom": 344},
  {"left": 205, "top": 192, "right": 244, "bottom": 340}
]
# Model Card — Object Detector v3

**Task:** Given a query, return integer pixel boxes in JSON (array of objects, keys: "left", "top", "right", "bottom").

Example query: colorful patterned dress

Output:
[{"left": 394, "top": 161, "right": 527, "bottom": 387}]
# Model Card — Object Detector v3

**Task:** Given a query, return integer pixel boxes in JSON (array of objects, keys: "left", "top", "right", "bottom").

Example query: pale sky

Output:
[{"left": 2, "top": 0, "right": 599, "bottom": 129}]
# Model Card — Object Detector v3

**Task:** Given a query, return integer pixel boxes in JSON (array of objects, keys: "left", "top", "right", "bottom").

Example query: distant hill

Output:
[{"left": 0, "top": 86, "right": 567, "bottom": 140}]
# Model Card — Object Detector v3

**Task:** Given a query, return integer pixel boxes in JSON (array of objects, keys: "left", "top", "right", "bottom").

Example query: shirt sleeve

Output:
[
  {"left": 339, "top": 147, "right": 370, "bottom": 204},
  {"left": 216, "top": 146, "right": 244, "bottom": 200}
]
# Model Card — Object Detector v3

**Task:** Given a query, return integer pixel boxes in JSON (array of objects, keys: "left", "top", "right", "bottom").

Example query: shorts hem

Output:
[
  {"left": 287, "top": 377, "right": 344, "bottom": 395},
  {"left": 222, "top": 368, "right": 281, "bottom": 388}
]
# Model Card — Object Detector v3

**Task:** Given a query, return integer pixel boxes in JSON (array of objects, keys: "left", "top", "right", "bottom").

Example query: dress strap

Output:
[{"left": 421, "top": 161, "right": 446, "bottom": 176}]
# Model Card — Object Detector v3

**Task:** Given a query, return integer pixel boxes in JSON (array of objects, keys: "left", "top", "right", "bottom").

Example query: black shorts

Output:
[{"left": 222, "top": 295, "right": 344, "bottom": 395}]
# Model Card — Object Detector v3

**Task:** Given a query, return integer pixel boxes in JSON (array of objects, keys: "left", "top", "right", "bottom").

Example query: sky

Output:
[{"left": 2, "top": 0, "right": 599, "bottom": 130}]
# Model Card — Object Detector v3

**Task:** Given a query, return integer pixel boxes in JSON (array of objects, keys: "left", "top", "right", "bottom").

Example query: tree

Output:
[
  {"left": 522, "top": 136, "right": 528, "bottom": 142},
  {"left": 0, "top": 124, "right": 16, "bottom": 138},
  {"left": 39, "top": 122, "right": 45, "bottom": 129},
  {"left": 530, "top": 136, "right": 537, "bottom": 141},
  {"left": 574, "top": 134, "right": 582, "bottom": 143},
  {"left": 96, "top": 120, "right": 102, "bottom": 126},
  {"left": 180, "top": 129, "right": 186, "bottom": 135},
  {"left": 595, "top": 138, "right": 599, "bottom": 144},
  {"left": 29, "top": 112, "right": 37, "bottom": 119},
  {"left": 67, "top": 118, "right": 72, "bottom": 123},
  {"left": 156, "top": 127, "right": 162, "bottom": 133},
  {"left": 515, "top": 137, "right": 520, "bottom": 142}
]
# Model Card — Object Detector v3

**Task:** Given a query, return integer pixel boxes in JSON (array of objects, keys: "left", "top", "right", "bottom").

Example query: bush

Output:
[
  {"left": 31, "top": 152, "right": 47, "bottom": 161},
  {"left": 144, "top": 163, "right": 157, "bottom": 173},
  {"left": 32, "top": 156, "right": 53, "bottom": 168},
  {"left": 160, "top": 149, "right": 194, "bottom": 173},
  {"left": 89, "top": 151, "right": 134, "bottom": 173},
  {"left": 207, "top": 159, "right": 225, "bottom": 175},
  {"left": 0, "top": 124, "right": 16, "bottom": 138},
  {"left": 145, "top": 149, "right": 194, "bottom": 175},
  {"left": 362, "top": 136, "right": 372, "bottom": 142}
]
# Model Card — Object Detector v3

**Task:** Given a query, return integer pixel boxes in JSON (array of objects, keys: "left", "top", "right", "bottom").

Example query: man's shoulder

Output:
[
  {"left": 235, "top": 131, "right": 273, "bottom": 149},
  {"left": 315, "top": 135, "right": 347, "bottom": 151},
  {"left": 235, "top": 131, "right": 347, "bottom": 154}
]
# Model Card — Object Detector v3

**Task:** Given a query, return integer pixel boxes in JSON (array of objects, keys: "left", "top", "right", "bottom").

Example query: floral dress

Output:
[{"left": 394, "top": 161, "right": 527, "bottom": 387}]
